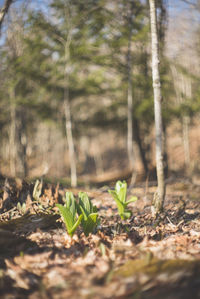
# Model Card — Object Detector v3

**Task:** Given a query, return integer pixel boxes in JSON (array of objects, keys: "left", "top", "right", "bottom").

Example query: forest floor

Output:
[{"left": 0, "top": 176, "right": 200, "bottom": 299}]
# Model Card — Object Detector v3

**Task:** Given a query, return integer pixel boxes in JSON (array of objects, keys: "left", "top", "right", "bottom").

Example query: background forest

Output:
[{"left": 0, "top": 0, "right": 200, "bottom": 186}]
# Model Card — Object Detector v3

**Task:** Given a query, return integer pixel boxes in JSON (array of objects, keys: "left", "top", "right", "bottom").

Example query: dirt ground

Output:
[{"left": 0, "top": 176, "right": 200, "bottom": 299}]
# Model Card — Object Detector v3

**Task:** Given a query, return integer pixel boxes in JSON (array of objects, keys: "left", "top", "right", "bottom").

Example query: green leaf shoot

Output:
[
  {"left": 108, "top": 180, "right": 138, "bottom": 220},
  {"left": 56, "top": 191, "right": 83, "bottom": 237},
  {"left": 78, "top": 192, "right": 99, "bottom": 236}
]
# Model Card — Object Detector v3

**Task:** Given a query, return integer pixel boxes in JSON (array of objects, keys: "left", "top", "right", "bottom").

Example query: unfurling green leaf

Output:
[
  {"left": 78, "top": 192, "right": 99, "bottom": 236},
  {"left": 33, "top": 179, "right": 43, "bottom": 201},
  {"left": 82, "top": 213, "right": 98, "bottom": 237},
  {"left": 56, "top": 192, "right": 83, "bottom": 237},
  {"left": 57, "top": 191, "right": 99, "bottom": 237},
  {"left": 78, "top": 192, "right": 92, "bottom": 216},
  {"left": 108, "top": 180, "right": 138, "bottom": 220},
  {"left": 115, "top": 180, "right": 127, "bottom": 203}
]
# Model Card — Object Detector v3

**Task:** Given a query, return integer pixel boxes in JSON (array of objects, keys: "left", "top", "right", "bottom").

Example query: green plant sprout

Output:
[
  {"left": 17, "top": 202, "right": 26, "bottom": 215},
  {"left": 78, "top": 192, "right": 99, "bottom": 236},
  {"left": 56, "top": 192, "right": 83, "bottom": 237},
  {"left": 33, "top": 179, "right": 43, "bottom": 201},
  {"left": 108, "top": 180, "right": 137, "bottom": 220}
]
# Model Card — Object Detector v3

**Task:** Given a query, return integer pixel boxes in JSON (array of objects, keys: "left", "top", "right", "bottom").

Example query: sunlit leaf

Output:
[
  {"left": 82, "top": 213, "right": 98, "bottom": 236},
  {"left": 109, "top": 181, "right": 138, "bottom": 220},
  {"left": 68, "top": 214, "right": 83, "bottom": 236},
  {"left": 78, "top": 192, "right": 99, "bottom": 236}
]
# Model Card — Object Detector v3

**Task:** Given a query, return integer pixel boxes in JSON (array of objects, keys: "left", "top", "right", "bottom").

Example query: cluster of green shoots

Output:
[
  {"left": 57, "top": 180, "right": 137, "bottom": 237},
  {"left": 56, "top": 191, "right": 99, "bottom": 237}
]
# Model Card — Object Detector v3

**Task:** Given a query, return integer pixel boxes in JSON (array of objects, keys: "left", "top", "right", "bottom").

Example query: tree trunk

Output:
[
  {"left": 162, "top": 120, "right": 168, "bottom": 176},
  {"left": 133, "top": 118, "right": 149, "bottom": 175},
  {"left": 127, "top": 0, "right": 136, "bottom": 184},
  {"left": 63, "top": 63, "right": 77, "bottom": 187},
  {"left": 0, "top": 0, "right": 13, "bottom": 31},
  {"left": 182, "top": 115, "right": 190, "bottom": 170},
  {"left": 149, "top": 0, "right": 166, "bottom": 213},
  {"left": 127, "top": 41, "right": 134, "bottom": 171},
  {"left": 182, "top": 76, "right": 191, "bottom": 172},
  {"left": 64, "top": 96, "right": 77, "bottom": 188},
  {"left": 9, "top": 95, "right": 16, "bottom": 177},
  {"left": 158, "top": 0, "right": 168, "bottom": 176},
  {"left": 17, "top": 108, "right": 28, "bottom": 177},
  {"left": 157, "top": 0, "right": 167, "bottom": 52},
  {"left": 170, "top": 66, "right": 191, "bottom": 173},
  {"left": 62, "top": 21, "right": 77, "bottom": 187}
]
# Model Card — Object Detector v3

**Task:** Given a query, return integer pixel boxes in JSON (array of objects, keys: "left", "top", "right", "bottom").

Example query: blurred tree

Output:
[
  {"left": 103, "top": 0, "right": 153, "bottom": 176},
  {"left": 24, "top": 0, "right": 114, "bottom": 184},
  {"left": 0, "top": 6, "right": 56, "bottom": 177}
]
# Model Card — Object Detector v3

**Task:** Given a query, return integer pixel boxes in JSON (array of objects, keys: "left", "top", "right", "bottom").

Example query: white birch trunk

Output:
[{"left": 149, "top": 0, "right": 166, "bottom": 213}]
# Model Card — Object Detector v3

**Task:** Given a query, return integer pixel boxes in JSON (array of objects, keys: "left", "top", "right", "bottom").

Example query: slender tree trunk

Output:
[
  {"left": 17, "top": 108, "right": 28, "bottom": 177},
  {"left": 94, "top": 140, "right": 104, "bottom": 176},
  {"left": 158, "top": 0, "right": 168, "bottom": 175},
  {"left": 64, "top": 90, "right": 77, "bottom": 188},
  {"left": 9, "top": 92, "right": 16, "bottom": 177},
  {"left": 94, "top": 154, "right": 104, "bottom": 176},
  {"left": 182, "top": 115, "right": 190, "bottom": 170},
  {"left": 162, "top": 120, "right": 168, "bottom": 176},
  {"left": 158, "top": 0, "right": 167, "bottom": 52},
  {"left": 63, "top": 62, "right": 77, "bottom": 187},
  {"left": 149, "top": 0, "right": 166, "bottom": 213},
  {"left": 127, "top": 37, "right": 134, "bottom": 171},
  {"left": 62, "top": 22, "right": 77, "bottom": 187},
  {"left": 127, "top": 42, "right": 138, "bottom": 186},
  {"left": 133, "top": 119, "right": 149, "bottom": 175},
  {"left": 170, "top": 65, "right": 191, "bottom": 173},
  {"left": 50, "top": 28, "right": 77, "bottom": 186},
  {"left": 0, "top": 0, "right": 13, "bottom": 31},
  {"left": 127, "top": 0, "right": 135, "bottom": 183},
  {"left": 182, "top": 76, "right": 191, "bottom": 172}
]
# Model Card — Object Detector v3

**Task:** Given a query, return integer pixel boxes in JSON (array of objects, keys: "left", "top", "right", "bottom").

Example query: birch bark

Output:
[{"left": 149, "top": 0, "right": 166, "bottom": 213}]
